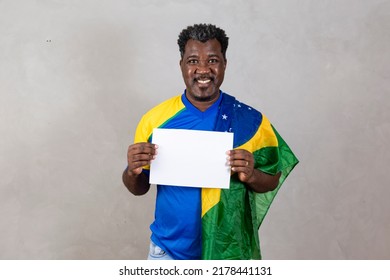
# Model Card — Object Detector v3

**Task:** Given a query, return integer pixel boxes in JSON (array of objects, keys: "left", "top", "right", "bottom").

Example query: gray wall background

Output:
[{"left": 1, "top": 0, "right": 389, "bottom": 259}]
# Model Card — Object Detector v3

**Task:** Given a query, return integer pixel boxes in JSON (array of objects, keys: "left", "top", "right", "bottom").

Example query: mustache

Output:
[{"left": 193, "top": 75, "right": 214, "bottom": 82}]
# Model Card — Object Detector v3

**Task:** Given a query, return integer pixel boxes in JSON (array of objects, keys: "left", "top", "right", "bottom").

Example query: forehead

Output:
[{"left": 183, "top": 39, "right": 223, "bottom": 57}]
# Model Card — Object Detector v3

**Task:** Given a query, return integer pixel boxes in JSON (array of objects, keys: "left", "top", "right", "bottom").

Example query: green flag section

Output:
[{"left": 201, "top": 125, "right": 298, "bottom": 260}]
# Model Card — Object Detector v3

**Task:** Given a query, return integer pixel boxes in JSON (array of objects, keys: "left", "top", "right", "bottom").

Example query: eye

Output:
[
  {"left": 208, "top": 59, "right": 219, "bottom": 64},
  {"left": 187, "top": 59, "right": 198, "bottom": 65}
]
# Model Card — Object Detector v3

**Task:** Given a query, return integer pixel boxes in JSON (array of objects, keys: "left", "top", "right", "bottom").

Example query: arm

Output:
[
  {"left": 122, "top": 142, "right": 158, "bottom": 196},
  {"left": 227, "top": 149, "right": 281, "bottom": 193},
  {"left": 242, "top": 169, "right": 281, "bottom": 193}
]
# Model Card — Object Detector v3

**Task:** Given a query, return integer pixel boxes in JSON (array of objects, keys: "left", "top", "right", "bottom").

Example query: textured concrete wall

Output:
[{"left": 1, "top": 0, "right": 389, "bottom": 259}]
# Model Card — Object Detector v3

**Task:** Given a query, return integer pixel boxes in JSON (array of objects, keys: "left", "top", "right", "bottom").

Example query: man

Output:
[{"left": 122, "top": 24, "right": 298, "bottom": 260}]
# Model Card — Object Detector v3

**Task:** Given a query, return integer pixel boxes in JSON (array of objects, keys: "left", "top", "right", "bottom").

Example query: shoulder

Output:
[
  {"left": 135, "top": 95, "right": 185, "bottom": 141},
  {"left": 144, "top": 95, "right": 184, "bottom": 117},
  {"left": 220, "top": 92, "right": 267, "bottom": 147},
  {"left": 141, "top": 95, "right": 184, "bottom": 124},
  {"left": 222, "top": 92, "right": 263, "bottom": 126},
  {"left": 221, "top": 92, "right": 262, "bottom": 117}
]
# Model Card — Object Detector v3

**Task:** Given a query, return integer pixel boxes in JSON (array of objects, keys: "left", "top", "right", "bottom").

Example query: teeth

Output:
[{"left": 197, "top": 79, "right": 211, "bottom": 84}]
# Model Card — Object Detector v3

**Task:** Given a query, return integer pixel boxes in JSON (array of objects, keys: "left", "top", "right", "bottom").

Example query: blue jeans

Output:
[{"left": 147, "top": 241, "right": 174, "bottom": 260}]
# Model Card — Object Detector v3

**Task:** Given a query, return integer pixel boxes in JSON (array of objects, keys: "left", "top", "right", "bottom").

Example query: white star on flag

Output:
[{"left": 222, "top": 114, "right": 228, "bottom": 120}]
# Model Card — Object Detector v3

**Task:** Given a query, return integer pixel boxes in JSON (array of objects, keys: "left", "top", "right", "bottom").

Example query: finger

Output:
[
  {"left": 127, "top": 166, "right": 143, "bottom": 176},
  {"left": 227, "top": 150, "right": 253, "bottom": 169},
  {"left": 128, "top": 144, "right": 157, "bottom": 161},
  {"left": 231, "top": 164, "right": 251, "bottom": 172},
  {"left": 238, "top": 171, "right": 253, "bottom": 183},
  {"left": 229, "top": 156, "right": 253, "bottom": 175},
  {"left": 229, "top": 159, "right": 250, "bottom": 168},
  {"left": 127, "top": 143, "right": 158, "bottom": 171},
  {"left": 227, "top": 149, "right": 251, "bottom": 161},
  {"left": 127, "top": 159, "right": 152, "bottom": 175},
  {"left": 231, "top": 167, "right": 253, "bottom": 183},
  {"left": 129, "top": 143, "right": 158, "bottom": 155},
  {"left": 131, "top": 153, "right": 156, "bottom": 163},
  {"left": 128, "top": 144, "right": 157, "bottom": 154}
]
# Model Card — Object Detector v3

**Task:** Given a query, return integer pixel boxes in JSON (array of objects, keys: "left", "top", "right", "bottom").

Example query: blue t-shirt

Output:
[{"left": 136, "top": 91, "right": 223, "bottom": 259}]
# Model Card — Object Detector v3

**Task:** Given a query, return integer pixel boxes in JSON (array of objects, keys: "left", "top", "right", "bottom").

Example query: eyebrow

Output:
[{"left": 185, "top": 54, "right": 220, "bottom": 59}]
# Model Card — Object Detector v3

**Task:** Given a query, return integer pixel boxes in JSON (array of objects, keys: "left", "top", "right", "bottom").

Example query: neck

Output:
[{"left": 185, "top": 91, "right": 221, "bottom": 112}]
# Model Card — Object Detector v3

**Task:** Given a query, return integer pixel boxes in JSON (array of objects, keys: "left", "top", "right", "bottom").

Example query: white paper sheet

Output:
[{"left": 150, "top": 128, "right": 234, "bottom": 188}]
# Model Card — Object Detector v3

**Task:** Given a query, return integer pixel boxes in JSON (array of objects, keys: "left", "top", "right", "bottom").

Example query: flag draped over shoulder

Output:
[{"left": 201, "top": 93, "right": 299, "bottom": 260}]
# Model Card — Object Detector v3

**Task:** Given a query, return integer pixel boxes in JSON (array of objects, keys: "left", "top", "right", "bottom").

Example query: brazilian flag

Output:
[{"left": 201, "top": 93, "right": 298, "bottom": 259}]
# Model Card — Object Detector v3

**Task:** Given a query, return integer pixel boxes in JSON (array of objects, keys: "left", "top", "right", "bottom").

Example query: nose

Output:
[{"left": 195, "top": 61, "right": 211, "bottom": 74}]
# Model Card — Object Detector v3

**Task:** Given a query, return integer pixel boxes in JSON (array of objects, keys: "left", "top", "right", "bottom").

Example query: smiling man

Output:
[
  {"left": 122, "top": 24, "right": 298, "bottom": 260},
  {"left": 180, "top": 38, "right": 226, "bottom": 110}
]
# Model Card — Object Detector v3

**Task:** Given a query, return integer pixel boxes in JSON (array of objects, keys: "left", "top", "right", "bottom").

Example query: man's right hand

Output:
[{"left": 126, "top": 142, "right": 158, "bottom": 176}]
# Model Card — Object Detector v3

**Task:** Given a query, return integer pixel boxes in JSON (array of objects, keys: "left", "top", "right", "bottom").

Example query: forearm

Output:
[
  {"left": 122, "top": 167, "right": 150, "bottom": 196},
  {"left": 244, "top": 170, "right": 281, "bottom": 193}
]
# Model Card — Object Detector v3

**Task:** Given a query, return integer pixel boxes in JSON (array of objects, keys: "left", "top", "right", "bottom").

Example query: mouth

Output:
[
  {"left": 197, "top": 79, "right": 211, "bottom": 84},
  {"left": 194, "top": 76, "right": 213, "bottom": 85}
]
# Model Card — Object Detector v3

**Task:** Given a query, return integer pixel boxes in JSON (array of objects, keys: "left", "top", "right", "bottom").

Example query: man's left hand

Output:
[{"left": 227, "top": 149, "right": 255, "bottom": 183}]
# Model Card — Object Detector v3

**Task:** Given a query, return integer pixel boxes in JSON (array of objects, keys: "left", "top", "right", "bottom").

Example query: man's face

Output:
[{"left": 180, "top": 39, "right": 226, "bottom": 106}]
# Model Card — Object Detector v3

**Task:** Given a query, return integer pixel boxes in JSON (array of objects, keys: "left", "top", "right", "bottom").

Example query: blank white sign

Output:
[{"left": 150, "top": 128, "right": 234, "bottom": 188}]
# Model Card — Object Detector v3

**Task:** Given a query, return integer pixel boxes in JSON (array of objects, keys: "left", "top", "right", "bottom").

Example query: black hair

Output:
[{"left": 177, "top": 23, "right": 229, "bottom": 60}]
